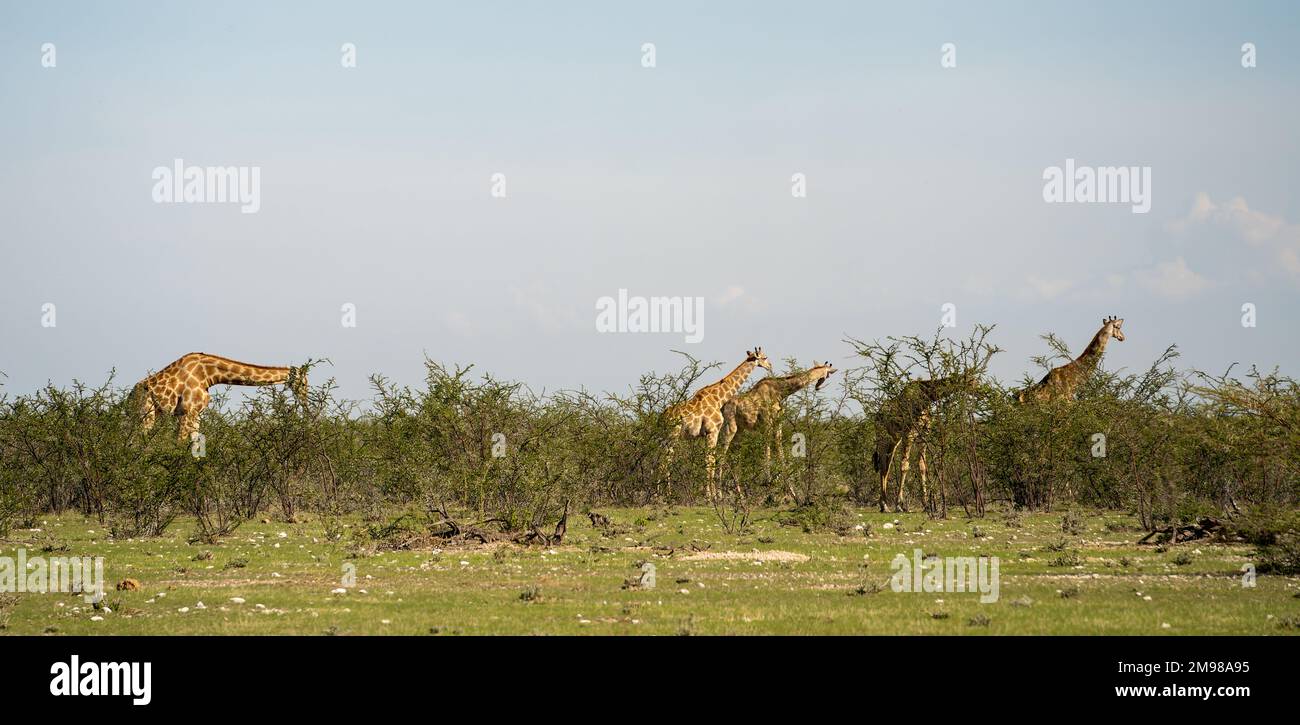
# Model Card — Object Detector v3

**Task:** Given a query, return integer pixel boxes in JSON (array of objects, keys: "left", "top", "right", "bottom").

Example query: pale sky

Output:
[{"left": 2, "top": 1, "right": 1297, "bottom": 400}]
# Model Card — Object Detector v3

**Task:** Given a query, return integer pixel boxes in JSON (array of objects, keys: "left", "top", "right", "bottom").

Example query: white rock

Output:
[
  {"left": 230, "top": 597, "right": 246, "bottom": 604},
  {"left": 331, "top": 588, "right": 347, "bottom": 595},
  {"left": 178, "top": 607, "right": 190, "bottom": 613},
  {"left": 90, "top": 616, "right": 104, "bottom": 621}
]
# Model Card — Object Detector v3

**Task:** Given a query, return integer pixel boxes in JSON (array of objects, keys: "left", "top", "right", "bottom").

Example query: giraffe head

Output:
[
  {"left": 748, "top": 347, "right": 772, "bottom": 373},
  {"left": 1103, "top": 315, "right": 1126, "bottom": 342},
  {"left": 809, "top": 360, "right": 837, "bottom": 390},
  {"left": 287, "top": 364, "right": 310, "bottom": 403}
]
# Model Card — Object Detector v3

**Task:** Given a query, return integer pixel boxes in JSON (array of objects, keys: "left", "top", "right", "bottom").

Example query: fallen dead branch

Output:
[{"left": 1137, "top": 517, "right": 1234, "bottom": 545}]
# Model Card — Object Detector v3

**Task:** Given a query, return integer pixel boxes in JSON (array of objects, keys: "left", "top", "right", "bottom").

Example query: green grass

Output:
[{"left": 2, "top": 508, "right": 1297, "bottom": 635}]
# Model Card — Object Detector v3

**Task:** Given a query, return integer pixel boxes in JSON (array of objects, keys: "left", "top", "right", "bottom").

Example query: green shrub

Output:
[{"left": 0, "top": 342, "right": 1296, "bottom": 541}]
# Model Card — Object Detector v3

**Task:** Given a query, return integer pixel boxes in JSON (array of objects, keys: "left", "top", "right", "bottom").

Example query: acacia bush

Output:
[
  {"left": 843, "top": 327, "right": 998, "bottom": 517},
  {"left": 0, "top": 376, "right": 188, "bottom": 537},
  {"left": 0, "top": 338, "right": 1296, "bottom": 541}
]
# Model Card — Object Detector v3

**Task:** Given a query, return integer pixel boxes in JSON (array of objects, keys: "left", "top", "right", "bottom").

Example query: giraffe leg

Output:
[
  {"left": 763, "top": 435, "right": 772, "bottom": 478},
  {"left": 178, "top": 409, "right": 201, "bottom": 443},
  {"left": 898, "top": 431, "right": 917, "bottom": 513},
  {"left": 720, "top": 418, "right": 737, "bottom": 459},
  {"left": 757, "top": 417, "right": 774, "bottom": 477},
  {"left": 139, "top": 398, "right": 157, "bottom": 432},
  {"left": 879, "top": 437, "right": 903, "bottom": 512},
  {"left": 776, "top": 422, "right": 797, "bottom": 502},
  {"left": 727, "top": 427, "right": 747, "bottom": 498},
  {"left": 658, "top": 432, "right": 678, "bottom": 499},
  {"left": 718, "top": 419, "right": 747, "bottom": 498},
  {"left": 917, "top": 442, "right": 929, "bottom": 512},
  {"left": 177, "top": 389, "right": 210, "bottom": 443},
  {"left": 705, "top": 425, "right": 720, "bottom": 500}
]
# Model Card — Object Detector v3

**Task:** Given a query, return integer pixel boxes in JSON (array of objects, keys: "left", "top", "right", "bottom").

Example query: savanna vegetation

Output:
[{"left": 1, "top": 327, "right": 1298, "bottom": 634}]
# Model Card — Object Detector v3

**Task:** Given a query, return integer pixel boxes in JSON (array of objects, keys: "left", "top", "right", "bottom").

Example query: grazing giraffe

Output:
[
  {"left": 1017, "top": 316, "right": 1125, "bottom": 404},
  {"left": 131, "top": 352, "right": 308, "bottom": 442},
  {"left": 720, "top": 361, "right": 837, "bottom": 499},
  {"left": 872, "top": 373, "right": 973, "bottom": 512},
  {"left": 663, "top": 348, "right": 772, "bottom": 498}
]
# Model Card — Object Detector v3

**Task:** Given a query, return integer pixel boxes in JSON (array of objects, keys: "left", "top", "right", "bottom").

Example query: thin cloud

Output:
[
  {"left": 1136, "top": 256, "right": 1210, "bottom": 299},
  {"left": 715, "top": 285, "right": 746, "bottom": 306},
  {"left": 1024, "top": 275, "right": 1075, "bottom": 300},
  {"left": 712, "top": 285, "right": 763, "bottom": 312},
  {"left": 1169, "top": 193, "right": 1300, "bottom": 280}
]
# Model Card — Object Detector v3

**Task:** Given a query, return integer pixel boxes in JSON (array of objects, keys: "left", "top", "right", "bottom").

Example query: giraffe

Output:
[
  {"left": 1017, "top": 316, "right": 1125, "bottom": 404},
  {"left": 872, "top": 373, "right": 974, "bottom": 512},
  {"left": 720, "top": 361, "right": 836, "bottom": 500},
  {"left": 663, "top": 347, "right": 772, "bottom": 498},
  {"left": 130, "top": 352, "right": 308, "bottom": 442}
]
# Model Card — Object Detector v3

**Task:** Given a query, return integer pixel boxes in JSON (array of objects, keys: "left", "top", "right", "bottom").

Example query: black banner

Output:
[{"left": 1, "top": 635, "right": 1287, "bottom": 713}]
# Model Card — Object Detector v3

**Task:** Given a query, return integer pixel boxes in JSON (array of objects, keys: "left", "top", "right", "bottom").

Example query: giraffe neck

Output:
[
  {"left": 713, "top": 359, "right": 758, "bottom": 400},
  {"left": 768, "top": 370, "right": 819, "bottom": 399},
  {"left": 201, "top": 357, "right": 292, "bottom": 389},
  {"left": 1074, "top": 327, "right": 1111, "bottom": 371}
]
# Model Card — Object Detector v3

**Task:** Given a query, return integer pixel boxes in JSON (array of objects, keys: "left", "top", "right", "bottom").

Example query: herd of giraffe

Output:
[
  {"left": 871, "top": 315, "right": 1124, "bottom": 511},
  {"left": 131, "top": 317, "right": 1124, "bottom": 510},
  {"left": 660, "top": 316, "right": 1124, "bottom": 508}
]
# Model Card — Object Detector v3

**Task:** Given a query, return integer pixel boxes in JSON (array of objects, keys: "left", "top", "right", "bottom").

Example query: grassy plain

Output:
[{"left": 2, "top": 508, "right": 1297, "bottom": 635}]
